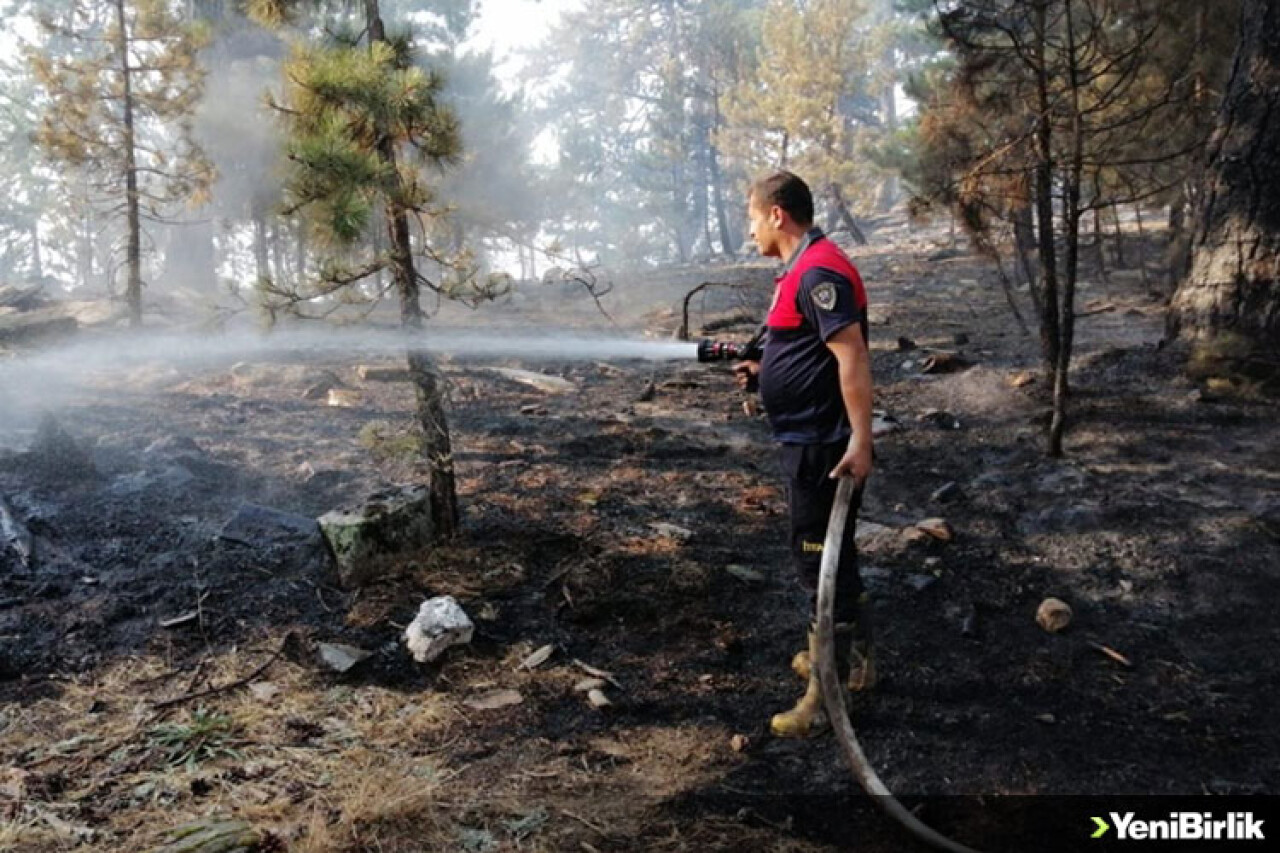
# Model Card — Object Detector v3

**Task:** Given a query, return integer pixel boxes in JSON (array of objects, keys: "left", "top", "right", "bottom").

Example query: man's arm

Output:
[{"left": 825, "top": 322, "right": 873, "bottom": 484}]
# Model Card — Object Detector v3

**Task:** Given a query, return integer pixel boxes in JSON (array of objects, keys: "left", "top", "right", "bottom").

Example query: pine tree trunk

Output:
[
  {"left": 1032, "top": 4, "right": 1061, "bottom": 382},
  {"left": 366, "top": 0, "right": 457, "bottom": 536},
  {"left": 876, "top": 83, "right": 900, "bottom": 211},
  {"left": 1170, "top": 0, "right": 1280, "bottom": 370},
  {"left": 115, "top": 0, "right": 143, "bottom": 328},
  {"left": 708, "top": 98, "right": 738, "bottom": 256},
  {"left": 826, "top": 184, "right": 867, "bottom": 245},
  {"left": 252, "top": 207, "right": 270, "bottom": 284}
]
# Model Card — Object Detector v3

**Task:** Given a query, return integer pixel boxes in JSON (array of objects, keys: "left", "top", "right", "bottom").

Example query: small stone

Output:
[
  {"left": 1009, "top": 371, "right": 1037, "bottom": 389},
  {"left": 404, "top": 596, "right": 474, "bottom": 663},
  {"left": 574, "top": 677, "right": 608, "bottom": 693},
  {"left": 896, "top": 336, "right": 917, "bottom": 352},
  {"left": 1036, "top": 597, "right": 1073, "bottom": 634},
  {"left": 730, "top": 734, "right": 750, "bottom": 753},
  {"left": 587, "top": 688, "right": 612, "bottom": 709},
  {"left": 1035, "top": 713, "right": 1057, "bottom": 725}
]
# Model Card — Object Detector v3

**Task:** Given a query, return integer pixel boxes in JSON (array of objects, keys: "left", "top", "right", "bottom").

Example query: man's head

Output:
[{"left": 747, "top": 171, "right": 814, "bottom": 258}]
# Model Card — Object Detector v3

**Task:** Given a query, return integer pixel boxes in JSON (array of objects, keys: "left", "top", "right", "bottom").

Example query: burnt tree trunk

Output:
[
  {"left": 1032, "top": 59, "right": 1061, "bottom": 379},
  {"left": 1170, "top": 0, "right": 1280, "bottom": 372},
  {"left": 115, "top": 0, "right": 143, "bottom": 327},
  {"left": 407, "top": 350, "right": 459, "bottom": 536},
  {"left": 826, "top": 184, "right": 867, "bottom": 245}
]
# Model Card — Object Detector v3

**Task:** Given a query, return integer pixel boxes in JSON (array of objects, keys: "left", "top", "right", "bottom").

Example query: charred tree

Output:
[{"left": 1170, "top": 0, "right": 1280, "bottom": 376}]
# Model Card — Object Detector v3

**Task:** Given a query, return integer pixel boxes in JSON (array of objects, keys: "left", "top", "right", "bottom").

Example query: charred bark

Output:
[
  {"left": 407, "top": 350, "right": 459, "bottom": 537},
  {"left": 1170, "top": 0, "right": 1280, "bottom": 374}
]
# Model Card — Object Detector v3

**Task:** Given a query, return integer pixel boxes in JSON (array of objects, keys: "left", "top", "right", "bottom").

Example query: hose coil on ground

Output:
[{"left": 814, "top": 474, "right": 984, "bottom": 853}]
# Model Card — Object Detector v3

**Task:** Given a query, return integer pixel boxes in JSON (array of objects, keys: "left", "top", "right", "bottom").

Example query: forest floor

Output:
[{"left": 1, "top": 218, "right": 1278, "bottom": 852}]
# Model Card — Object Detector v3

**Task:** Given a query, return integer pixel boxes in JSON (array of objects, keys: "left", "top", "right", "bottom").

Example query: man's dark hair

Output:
[{"left": 749, "top": 170, "right": 814, "bottom": 227}]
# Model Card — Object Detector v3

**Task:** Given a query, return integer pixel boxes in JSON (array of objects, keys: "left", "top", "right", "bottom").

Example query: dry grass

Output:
[
  {"left": 3, "top": 629, "right": 761, "bottom": 853},
  {"left": 0, "top": 635, "right": 473, "bottom": 852}
]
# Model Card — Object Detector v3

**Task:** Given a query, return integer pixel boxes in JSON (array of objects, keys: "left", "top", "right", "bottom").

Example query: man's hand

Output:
[
  {"left": 733, "top": 360, "right": 760, "bottom": 393},
  {"left": 829, "top": 437, "right": 873, "bottom": 485}
]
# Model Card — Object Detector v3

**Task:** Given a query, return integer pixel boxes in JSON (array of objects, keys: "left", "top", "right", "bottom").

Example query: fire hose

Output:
[
  {"left": 699, "top": 340, "right": 982, "bottom": 852},
  {"left": 816, "top": 472, "right": 983, "bottom": 853}
]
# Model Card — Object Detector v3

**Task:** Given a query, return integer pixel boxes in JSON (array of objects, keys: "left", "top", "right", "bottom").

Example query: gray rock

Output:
[
  {"left": 319, "top": 485, "right": 435, "bottom": 587},
  {"left": 403, "top": 595, "right": 474, "bottom": 663},
  {"left": 220, "top": 503, "right": 324, "bottom": 550}
]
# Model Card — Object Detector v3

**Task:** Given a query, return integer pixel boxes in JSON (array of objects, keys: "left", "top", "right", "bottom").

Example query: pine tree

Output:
[
  {"left": 718, "top": 0, "right": 879, "bottom": 240},
  {"left": 30, "top": 0, "right": 214, "bottom": 326},
  {"left": 248, "top": 0, "right": 481, "bottom": 537}
]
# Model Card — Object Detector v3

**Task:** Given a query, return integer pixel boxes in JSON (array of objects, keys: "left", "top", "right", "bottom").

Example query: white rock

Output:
[{"left": 404, "top": 595, "right": 475, "bottom": 663}]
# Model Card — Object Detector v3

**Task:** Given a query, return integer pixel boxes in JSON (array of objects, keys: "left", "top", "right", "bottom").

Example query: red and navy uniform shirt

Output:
[{"left": 759, "top": 227, "right": 869, "bottom": 445}]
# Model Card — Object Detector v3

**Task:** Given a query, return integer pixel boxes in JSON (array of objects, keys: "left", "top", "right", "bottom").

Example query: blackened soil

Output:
[{"left": 1, "top": 226, "right": 1277, "bottom": 852}]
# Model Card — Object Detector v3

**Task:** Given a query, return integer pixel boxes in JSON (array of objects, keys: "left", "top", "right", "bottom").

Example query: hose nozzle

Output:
[{"left": 697, "top": 339, "right": 748, "bottom": 362}]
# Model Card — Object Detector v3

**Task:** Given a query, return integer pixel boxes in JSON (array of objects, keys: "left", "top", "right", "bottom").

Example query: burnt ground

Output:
[{"left": 1, "top": 221, "right": 1278, "bottom": 852}]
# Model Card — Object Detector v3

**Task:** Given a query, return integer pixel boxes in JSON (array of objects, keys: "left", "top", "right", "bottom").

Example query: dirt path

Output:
[{"left": 1, "top": 228, "right": 1277, "bottom": 852}]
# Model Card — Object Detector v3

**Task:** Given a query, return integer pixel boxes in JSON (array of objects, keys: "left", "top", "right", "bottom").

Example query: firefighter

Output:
[{"left": 735, "top": 171, "right": 876, "bottom": 738}]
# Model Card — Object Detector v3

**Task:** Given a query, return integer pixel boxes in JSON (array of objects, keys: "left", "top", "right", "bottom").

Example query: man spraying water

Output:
[{"left": 723, "top": 170, "right": 877, "bottom": 738}]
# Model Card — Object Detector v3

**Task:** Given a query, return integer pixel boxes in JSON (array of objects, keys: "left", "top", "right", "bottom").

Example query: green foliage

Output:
[{"left": 147, "top": 707, "right": 242, "bottom": 770}]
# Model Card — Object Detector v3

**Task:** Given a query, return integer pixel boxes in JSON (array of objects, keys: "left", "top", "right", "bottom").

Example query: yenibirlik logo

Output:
[{"left": 1091, "top": 812, "right": 1266, "bottom": 841}]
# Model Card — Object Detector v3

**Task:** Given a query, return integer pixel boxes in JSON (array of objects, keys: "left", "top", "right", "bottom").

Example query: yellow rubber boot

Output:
[
  {"left": 770, "top": 631, "right": 828, "bottom": 738},
  {"left": 790, "top": 624, "right": 876, "bottom": 691}
]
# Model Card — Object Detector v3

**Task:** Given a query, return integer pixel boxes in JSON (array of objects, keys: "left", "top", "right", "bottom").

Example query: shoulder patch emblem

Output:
[{"left": 812, "top": 281, "right": 838, "bottom": 312}]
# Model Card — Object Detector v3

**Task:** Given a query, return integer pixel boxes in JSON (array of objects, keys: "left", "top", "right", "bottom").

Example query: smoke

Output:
[
  {"left": 157, "top": 16, "right": 286, "bottom": 298},
  {"left": 0, "top": 326, "right": 699, "bottom": 433}
]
